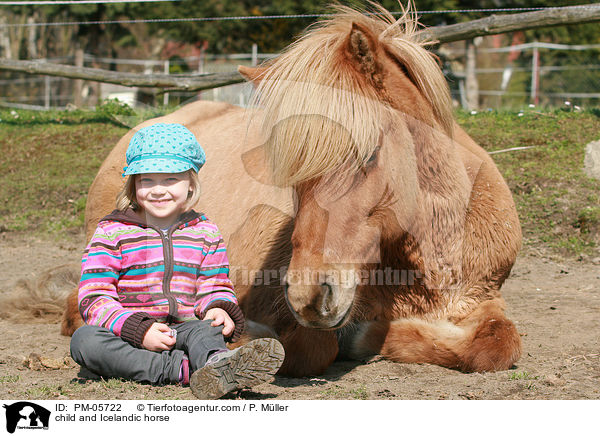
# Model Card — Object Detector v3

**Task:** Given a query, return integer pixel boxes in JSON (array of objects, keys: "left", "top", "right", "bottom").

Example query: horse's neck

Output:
[{"left": 392, "top": 118, "right": 472, "bottom": 288}]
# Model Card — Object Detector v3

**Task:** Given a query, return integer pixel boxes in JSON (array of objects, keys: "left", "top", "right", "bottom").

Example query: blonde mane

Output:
[{"left": 251, "top": 2, "right": 453, "bottom": 186}]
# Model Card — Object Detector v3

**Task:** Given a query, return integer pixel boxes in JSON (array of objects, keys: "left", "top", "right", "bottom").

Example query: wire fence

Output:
[
  {"left": 0, "top": 6, "right": 578, "bottom": 29},
  {"left": 1, "top": 38, "right": 599, "bottom": 110},
  {"left": 0, "top": 47, "right": 271, "bottom": 109},
  {"left": 443, "top": 39, "right": 600, "bottom": 109}
]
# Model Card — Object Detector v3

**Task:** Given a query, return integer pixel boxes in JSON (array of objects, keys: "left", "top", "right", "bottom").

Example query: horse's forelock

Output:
[{"left": 251, "top": 2, "right": 452, "bottom": 186}]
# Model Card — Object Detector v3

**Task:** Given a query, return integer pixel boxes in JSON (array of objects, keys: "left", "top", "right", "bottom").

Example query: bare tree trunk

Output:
[
  {"left": 37, "top": 17, "right": 47, "bottom": 59},
  {"left": 58, "top": 13, "right": 75, "bottom": 58},
  {"left": 27, "top": 16, "right": 38, "bottom": 59},
  {"left": 9, "top": 14, "right": 26, "bottom": 60},
  {"left": 0, "top": 16, "right": 13, "bottom": 58}
]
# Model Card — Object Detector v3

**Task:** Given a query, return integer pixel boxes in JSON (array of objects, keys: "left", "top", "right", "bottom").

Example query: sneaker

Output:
[{"left": 190, "top": 338, "right": 285, "bottom": 400}]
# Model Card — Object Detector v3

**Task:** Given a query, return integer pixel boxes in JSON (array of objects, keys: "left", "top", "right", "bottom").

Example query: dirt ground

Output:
[{"left": 0, "top": 231, "right": 598, "bottom": 400}]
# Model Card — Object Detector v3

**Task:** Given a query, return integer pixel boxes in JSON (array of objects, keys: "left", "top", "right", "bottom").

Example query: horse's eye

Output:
[{"left": 366, "top": 147, "right": 380, "bottom": 165}]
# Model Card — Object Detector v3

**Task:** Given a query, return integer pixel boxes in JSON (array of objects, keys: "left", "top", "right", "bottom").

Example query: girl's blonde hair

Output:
[{"left": 116, "top": 169, "right": 202, "bottom": 213}]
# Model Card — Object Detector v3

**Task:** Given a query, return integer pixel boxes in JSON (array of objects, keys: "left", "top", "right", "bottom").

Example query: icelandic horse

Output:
[{"left": 62, "top": 4, "right": 522, "bottom": 376}]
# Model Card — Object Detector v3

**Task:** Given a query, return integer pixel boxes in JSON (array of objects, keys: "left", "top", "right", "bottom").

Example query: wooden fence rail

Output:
[
  {"left": 419, "top": 3, "right": 600, "bottom": 43},
  {"left": 0, "top": 60, "right": 243, "bottom": 92},
  {"left": 1, "top": 4, "right": 600, "bottom": 92}
]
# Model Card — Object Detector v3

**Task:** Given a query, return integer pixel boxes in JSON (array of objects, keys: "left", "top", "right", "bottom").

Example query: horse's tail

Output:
[
  {"left": 349, "top": 299, "right": 522, "bottom": 372},
  {"left": 0, "top": 264, "right": 79, "bottom": 327}
]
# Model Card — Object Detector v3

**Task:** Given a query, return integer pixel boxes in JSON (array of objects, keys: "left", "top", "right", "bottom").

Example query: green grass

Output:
[
  {"left": 0, "top": 100, "right": 176, "bottom": 236},
  {"left": 0, "top": 375, "right": 20, "bottom": 383},
  {"left": 457, "top": 109, "right": 600, "bottom": 257},
  {"left": 319, "top": 384, "right": 370, "bottom": 399},
  {"left": 577, "top": 206, "right": 600, "bottom": 233},
  {"left": 508, "top": 371, "right": 539, "bottom": 390},
  {"left": 0, "top": 118, "right": 127, "bottom": 234},
  {"left": 1, "top": 106, "right": 599, "bottom": 256},
  {"left": 24, "top": 385, "right": 57, "bottom": 398},
  {"left": 509, "top": 371, "right": 538, "bottom": 381},
  {"left": 350, "top": 386, "right": 369, "bottom": 399}
]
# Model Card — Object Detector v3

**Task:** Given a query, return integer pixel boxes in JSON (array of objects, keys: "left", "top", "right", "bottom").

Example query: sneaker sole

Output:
[{"left": 190, "top": 338, "right": 285, "bottom": 400}]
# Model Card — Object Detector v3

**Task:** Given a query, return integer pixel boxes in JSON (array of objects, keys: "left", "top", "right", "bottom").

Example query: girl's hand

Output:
[
  {"left": 142, "top": 322, "right": 176, "bottom": 352},
  {"left": 203, "top": 308, "right": 234, "bottom": 338}
]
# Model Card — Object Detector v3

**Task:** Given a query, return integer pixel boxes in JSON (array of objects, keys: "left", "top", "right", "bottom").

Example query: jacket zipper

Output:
[
  {"left": 155, "top": 225, "right": 178, "bottom": 324},
  {"left": 103, "top": 210, "right": 199, "bottom": 324}
]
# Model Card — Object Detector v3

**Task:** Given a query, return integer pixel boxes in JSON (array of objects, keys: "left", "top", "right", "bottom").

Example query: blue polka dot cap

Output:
[{"left": 122, "top": 123, "right": 206, "bottom": 177}]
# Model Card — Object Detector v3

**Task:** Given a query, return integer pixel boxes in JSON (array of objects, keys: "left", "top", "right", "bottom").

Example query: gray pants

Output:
[{"left": 70, "top": 320, "right": 227, "bottom": 385}]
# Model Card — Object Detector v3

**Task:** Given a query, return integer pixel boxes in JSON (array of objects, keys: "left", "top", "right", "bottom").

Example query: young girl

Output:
[{"left": 70, "top": 122, "right": 284, "bottom": 399}]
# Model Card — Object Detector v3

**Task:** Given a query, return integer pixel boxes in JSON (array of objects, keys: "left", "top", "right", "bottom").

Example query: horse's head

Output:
[
  {"left": 240, "top": 4, "right": 456, "bottom": 329},
  {"left": 283, "top": 126, "right": 419, "bottom": 329}
]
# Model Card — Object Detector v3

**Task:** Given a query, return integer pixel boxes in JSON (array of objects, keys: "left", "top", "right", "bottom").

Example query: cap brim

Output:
[{"left": 123, "top": 158, "right": 196, "bottom": 176}]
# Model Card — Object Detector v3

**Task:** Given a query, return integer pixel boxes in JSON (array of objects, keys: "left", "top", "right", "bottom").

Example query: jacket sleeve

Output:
[
  {"left": 194, "top": 228, "right": 244, "bottom": 341},
  {"left": 78, "top": 224, "right": 156, "bottom": 347}
]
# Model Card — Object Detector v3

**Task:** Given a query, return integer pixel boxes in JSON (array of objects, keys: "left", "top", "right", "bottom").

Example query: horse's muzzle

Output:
[{"left": 283, "top": 281, "right": 355, "bottom": 330}]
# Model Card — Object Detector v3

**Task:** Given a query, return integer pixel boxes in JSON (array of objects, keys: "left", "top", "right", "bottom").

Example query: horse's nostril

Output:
[{"left": 320, "top": 282, "right": 333, "bottom": 314}]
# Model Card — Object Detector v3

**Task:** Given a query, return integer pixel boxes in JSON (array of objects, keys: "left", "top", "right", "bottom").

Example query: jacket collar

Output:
[{"left": 102, "top": 208, "right": 202, "bottom": 231}]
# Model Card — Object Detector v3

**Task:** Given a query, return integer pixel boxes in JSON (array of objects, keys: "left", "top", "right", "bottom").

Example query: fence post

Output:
[
  {"left": 465, "top": 38, "right": 479, "bottom": 110},
  {"left": 197, "top": 53, "right": 204, "bottom": 73},
  {"left": 44, "top": 74, "right": 50, "bottom": 109},
  {"left": 163, "top": 60, "right": 169, "bottom": 106},
  {"left": 458, "top": 78, "right": 468, "bottom": 110},
  {"left": 197, "top": 40, "right": 209, "bottom": 101},
  {"left": 531, "top": 42, "right": 540, "bottom": 105},
  {"left": 0, "top": 16, "right": 12, "bottom": 59},
  {"left": 73, "top": 47, "right": 84, "bottom": 107},
  {"left": 252, "top": 43, "right": 258, "bottom": 66},
  {"left": 143, "top": 61, "right": 155, "bottom": 105}
]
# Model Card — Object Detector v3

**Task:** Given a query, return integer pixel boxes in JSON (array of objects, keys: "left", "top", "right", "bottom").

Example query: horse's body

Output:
[{"left": 63, "top": 5, "right": 522, "bottom": 376}]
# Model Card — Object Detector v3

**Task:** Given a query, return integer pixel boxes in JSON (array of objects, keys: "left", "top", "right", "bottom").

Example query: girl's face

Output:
[{"left": 135, "top": 172, "right": 192, "bottom": 228}]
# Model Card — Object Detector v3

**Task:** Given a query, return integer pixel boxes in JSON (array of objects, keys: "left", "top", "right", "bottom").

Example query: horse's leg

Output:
[
  {"left": 348, "top": 298, "right": 521, "bottom": 372},
  {"left": 61, "top": 289, "right": 83, "bottom": 336},
  {"left": 229, "top": 317, "right": 338, "bottom": 376},
  {"left": 277, "top": 324, "right": 339, "bottom": 376},
  {"left": 453, "top": 298, "right": 522, "bottom": 371}
]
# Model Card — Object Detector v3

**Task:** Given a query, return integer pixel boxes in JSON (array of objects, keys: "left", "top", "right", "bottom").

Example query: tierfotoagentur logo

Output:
[
  {"left": 3, "top": 402, "right": 50, "bottom": 433},
  {"left": 230, "top": 265, "right": 429, "bottom": 287}
]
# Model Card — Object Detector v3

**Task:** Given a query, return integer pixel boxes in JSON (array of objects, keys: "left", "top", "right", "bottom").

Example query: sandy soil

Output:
[{"left": 0, "top": 232, "right": 598, "bottom": 400}]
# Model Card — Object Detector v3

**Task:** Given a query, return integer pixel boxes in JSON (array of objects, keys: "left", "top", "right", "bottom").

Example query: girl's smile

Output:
[{"left": 135, "top": 173, "right": 192, "bottom": 228}]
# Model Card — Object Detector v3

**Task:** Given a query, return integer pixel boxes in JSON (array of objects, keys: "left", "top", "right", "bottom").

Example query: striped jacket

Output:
[{"left": 78, "top": 208, "right": 244, "bottom": 347}]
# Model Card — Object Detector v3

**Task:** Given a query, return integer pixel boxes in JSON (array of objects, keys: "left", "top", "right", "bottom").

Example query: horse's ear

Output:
[
  {"left": 238, "top": 65, "right": 268, "bottom": 88},
  {"left": 344, "top": 22, "right": 383, "bottom": 84}
]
